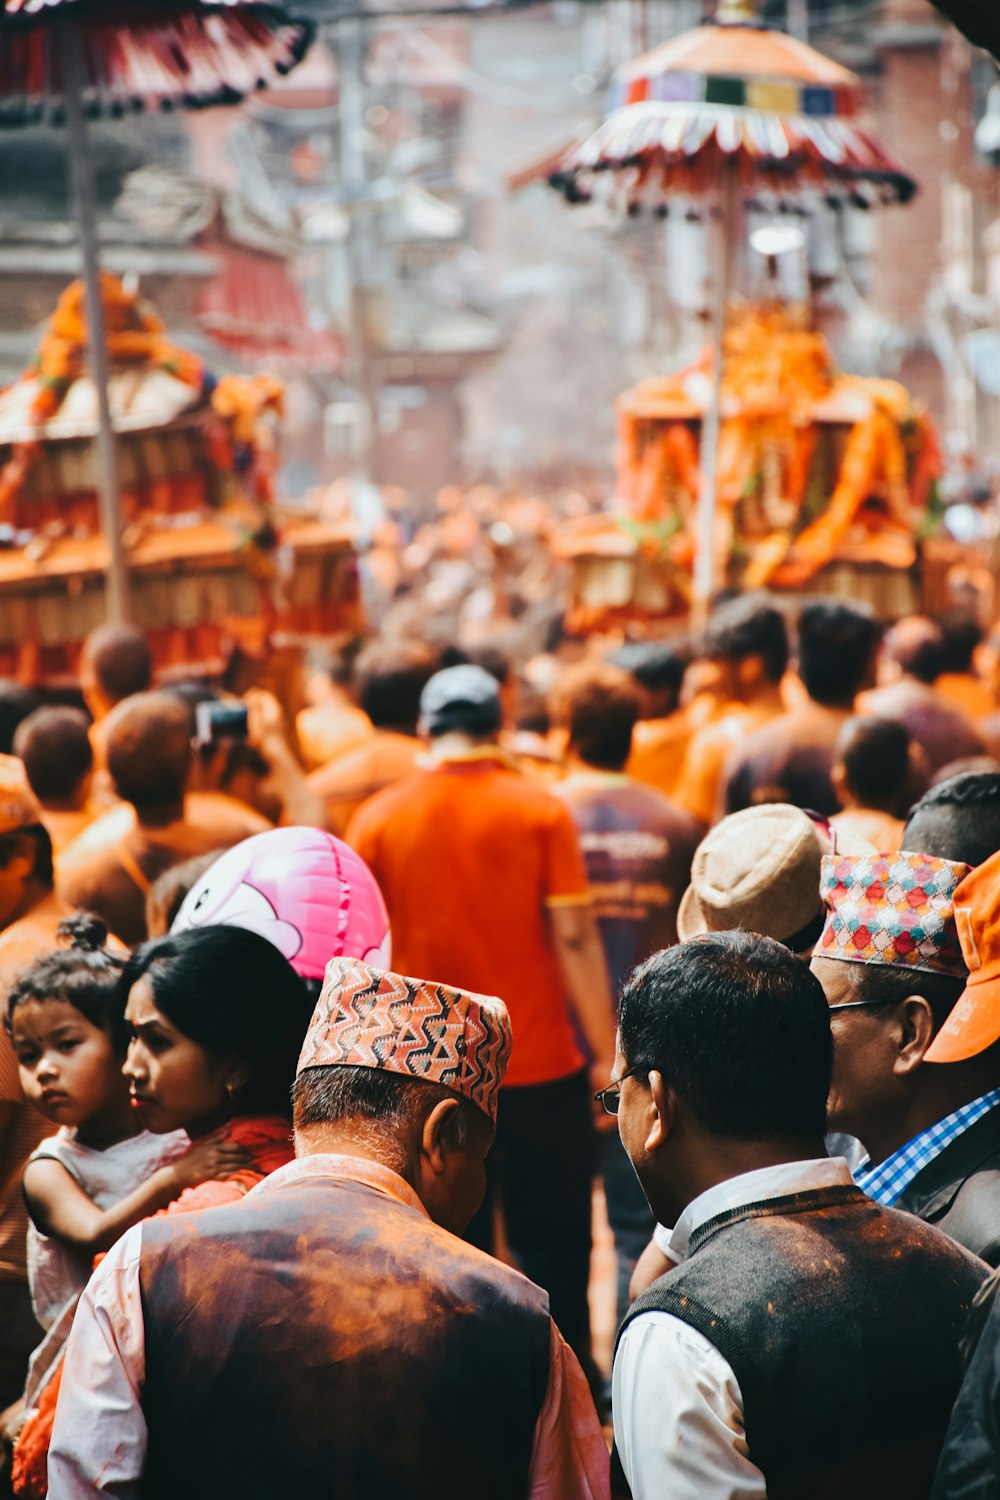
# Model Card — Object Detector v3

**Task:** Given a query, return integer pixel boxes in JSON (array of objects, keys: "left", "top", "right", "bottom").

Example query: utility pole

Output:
[
  {"left": 785, "top": 0, "right": 809, "bottom": 43},
  {"left": 62, "top": 25, "right": 131, "bottom": 624},
  {"left": 335, "top": 15, "right": 383, "bottom": 498}
]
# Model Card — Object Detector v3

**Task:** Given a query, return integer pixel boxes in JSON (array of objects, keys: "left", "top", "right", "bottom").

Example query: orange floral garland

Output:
[
  {"left": 615, "top": 306, "right": 940, "bottom": 591},
  {"left": 31, "top": 273, "right": 203, "bottom": 423}
]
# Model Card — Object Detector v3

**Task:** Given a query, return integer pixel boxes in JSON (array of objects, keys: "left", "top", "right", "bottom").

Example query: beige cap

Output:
[{"left": 677, "top": 803, "right": 873, "bottom": 955}]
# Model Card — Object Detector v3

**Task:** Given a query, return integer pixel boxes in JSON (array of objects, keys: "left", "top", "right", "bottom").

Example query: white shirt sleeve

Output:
[
  {"left": 652, "top": 1221, "right": 674, "bottom": 1258},
  {"left": 47, "top": 1225, "right": 148, "bottom": 1500},
  {"left": 612, "top": 1311, "right": 765, "bottom": 1500}
]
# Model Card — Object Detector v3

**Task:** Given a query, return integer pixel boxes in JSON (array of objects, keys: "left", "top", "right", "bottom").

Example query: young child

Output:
[{"left": 6, "top": 914, "right": 247, "bottom": 1333}]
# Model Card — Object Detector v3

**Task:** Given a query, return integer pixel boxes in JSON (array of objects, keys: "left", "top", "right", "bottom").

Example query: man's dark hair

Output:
[
  {"left": 618, "top": 932, "right": 831, "bottom": 1140},
  {"left": 797, "top": 600, "right": 881, "bottom": 708},
  {"left": 704, "top": 596, "right": 789, "bottom": 684},
  {"left": 14, "top": 707, "right": 93, "bottom": 803},
  {"left": 885, "top": 617, "right": 944, "bottom": 686},
  {"left": 355, "top": 642, "right": 437, "bottom": 734},
  {"left": 836, "top": 716, "right": 911, "bottom": 812},
  {"left": 938, "top": 612, "right": 984, "bottom": 676},
  {"left": 551, "top": 664, "right": 641, "bottom": 772},
  {"left": 81, "top": 626, "right": 153, "bottom": 705},
  {"left": 608, "top": 642, "right": 690, "bottom": 720},
  {"left": 292, "top": 1063, "right": 479, "bottom": 1150},
  {"left": 0, "top": 825, "right": 53, "bottom": 890},
  {"left": 105, "top": 691, "right": 192, "bottom": 809},
  {"left": 465, "top": 644, "right": 511, "bottom": 689},
  {"left": 903, "top": 772, "right": 1000, "bottom": 868},
  {"left": 610, "top": 643, "right": 689, "bottom": 701},
  {"left": 831, "top": 960, "right": 965, "bottom": 1034},
  {"left": 0, "top": 683, "right": 41, "bottom": 756},
  {"left": 514, "top": 688, "right": 550, "bottom": 737}
]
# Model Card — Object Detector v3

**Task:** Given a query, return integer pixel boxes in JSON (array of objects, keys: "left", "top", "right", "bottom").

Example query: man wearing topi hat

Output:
[
  {"left": 811, "top": 849, "right": 1000, "bottom": 1265},
  {"left": 48, "top": 959, "right": 610, "bottom": 1499},
  {"left": 675, "top": 801, "right": 870, "bottom": 954},
  {"left": 630, "top": 803, "right": 871, "bottom": 1296}
]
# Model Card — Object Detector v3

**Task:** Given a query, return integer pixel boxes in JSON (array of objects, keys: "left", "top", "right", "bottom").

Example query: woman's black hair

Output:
[
  {"left": 119, "top": 926, "right": 314, "bottom": 1119},
  {"left": 5, "top": 913, "right": 128, "bottom": 1050}
]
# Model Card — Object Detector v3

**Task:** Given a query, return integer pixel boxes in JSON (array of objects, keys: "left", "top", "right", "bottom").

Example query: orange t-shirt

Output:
[
  {"left": 673, "top": 703, "right": 770, "bottom": 826},
  {"left": 348, "top": 752, "right": 589, "bottom": 1088},
  {"left": 627, "top": 715, "right": 693, "bottom": 802}
]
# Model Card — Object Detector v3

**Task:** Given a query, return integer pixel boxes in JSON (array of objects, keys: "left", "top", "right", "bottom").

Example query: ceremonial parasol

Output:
[
  {"left": 0, "top": 0, "right": 315, "bottom": 622},
  {"left": 545, "top": 0, "right": 917, "bottom": 619}
]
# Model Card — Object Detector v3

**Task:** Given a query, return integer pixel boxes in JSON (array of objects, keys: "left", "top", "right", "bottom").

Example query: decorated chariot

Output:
[
  {"left": 556, "top": 306, "right": 948, "bottom": 632},
  {"left": 0, "top": 275, "right": 360, "bottom": 682}
]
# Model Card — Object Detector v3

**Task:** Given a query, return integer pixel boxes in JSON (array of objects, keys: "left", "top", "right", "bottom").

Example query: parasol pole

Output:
[
  {"left": 691, "top": 160, "right": 738, "bottom": 631},
  {"left": 60, "top": 25, "right": 130, "bottom": 625}
]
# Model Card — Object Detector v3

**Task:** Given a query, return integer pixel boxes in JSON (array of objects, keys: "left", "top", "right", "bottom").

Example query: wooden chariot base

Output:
[
  {"left": 0, "top": 511, "right": 363, "bottom": 685},
  {"left": 564, "top": 540, "right": 960, "bottom": 637}
]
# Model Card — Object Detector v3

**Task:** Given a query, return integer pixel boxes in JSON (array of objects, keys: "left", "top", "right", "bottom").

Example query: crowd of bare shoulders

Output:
[{"left": 2, "top": 564, "right": 1000, "bottom": 1496}]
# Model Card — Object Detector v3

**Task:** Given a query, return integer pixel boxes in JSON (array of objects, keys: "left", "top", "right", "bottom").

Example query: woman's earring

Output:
[{"left": 226, "top": 1079, "right": 238, "bottom": 1099}]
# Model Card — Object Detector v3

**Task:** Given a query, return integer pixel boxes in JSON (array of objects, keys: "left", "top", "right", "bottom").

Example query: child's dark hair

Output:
[
  {"left": 119, "top": 926, "right": 314, "bottom": 1119},
  {"left": 4, "top": 913, "right": 128, "bottom": 1050}
]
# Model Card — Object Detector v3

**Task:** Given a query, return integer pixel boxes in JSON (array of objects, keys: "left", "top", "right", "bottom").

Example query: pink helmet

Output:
[{"left": 171, "top": 826, "right": 390, "bottom": 981}]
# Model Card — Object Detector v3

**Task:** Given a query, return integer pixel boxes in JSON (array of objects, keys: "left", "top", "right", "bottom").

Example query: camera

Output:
[{"left": 195, "top": 701, "right": 249, "bottom": 747}]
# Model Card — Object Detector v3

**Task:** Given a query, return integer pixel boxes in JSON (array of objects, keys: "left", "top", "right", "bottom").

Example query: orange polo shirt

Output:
[{"left": 347, "top": 751, "right": 589, "bottom": 1088}]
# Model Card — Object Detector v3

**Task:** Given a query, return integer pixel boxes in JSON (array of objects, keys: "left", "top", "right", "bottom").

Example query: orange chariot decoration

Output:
[
  {"left": 0, "top": 274, "right": 361, "bottom": 683},
  {"left": 557, "top": 306, "right": 945, "bottom": 631}
]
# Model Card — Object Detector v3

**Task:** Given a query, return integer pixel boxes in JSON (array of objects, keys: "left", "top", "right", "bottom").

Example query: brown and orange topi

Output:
[{"left": 298, "top": 957, "right": 512, "bottom": 1122}]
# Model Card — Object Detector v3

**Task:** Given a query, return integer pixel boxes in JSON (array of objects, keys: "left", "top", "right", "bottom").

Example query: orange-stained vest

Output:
[{"left": 137, "top": 1173, "right": 552, "bottom": 1499}]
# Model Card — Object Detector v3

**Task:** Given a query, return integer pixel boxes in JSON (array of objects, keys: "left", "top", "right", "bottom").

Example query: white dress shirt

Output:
[
  {"left": 613, "top": 1157, "right": 855, "bottom": 1500},
  {"left": 48, "top": 1153, "right": 610, "bottom": 1500}
]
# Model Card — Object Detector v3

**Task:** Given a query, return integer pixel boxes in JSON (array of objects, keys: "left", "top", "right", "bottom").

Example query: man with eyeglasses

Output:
[
  {"left": 607, "top": 932, "right": 986, "bottom": 1500},
  {"left": 811, "top": 850, "right": 1000, "bottom": 1266}
]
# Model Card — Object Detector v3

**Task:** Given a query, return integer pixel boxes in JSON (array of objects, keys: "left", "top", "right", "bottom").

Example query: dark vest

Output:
[
  {"left": 138, "top": 1173, "right": 552, "bottom": 1499},
  {"left": 616, "top": 1185, "right": 987, "bottom": 1500},
  {"left": 897, "top": 1107, "right": 1000, "bottom": 1267}
]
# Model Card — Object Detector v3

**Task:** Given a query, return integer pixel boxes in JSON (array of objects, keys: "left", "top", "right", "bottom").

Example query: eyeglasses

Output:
[
  {"left": 827, "top": 998, "right": 897, "bottom": 1014},
  {"left": 593, "top": 1064, "right": 646, "bottom": 1116}
]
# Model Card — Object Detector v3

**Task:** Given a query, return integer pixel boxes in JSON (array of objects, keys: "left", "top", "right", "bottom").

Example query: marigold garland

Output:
[
  {"left": 30, "top": 273, "right": 203, "bottom": 424},
  {"left": 616, "top": 305, "right": 940, "bottom": 590}
]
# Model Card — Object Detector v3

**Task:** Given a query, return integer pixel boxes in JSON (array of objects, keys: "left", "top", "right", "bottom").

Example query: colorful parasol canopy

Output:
[
  {"left": 548, "top": 19, "right": 917, "bottom": 211},
  {"left": 0, "top": 0, "right": 315, "bottom": 125}
]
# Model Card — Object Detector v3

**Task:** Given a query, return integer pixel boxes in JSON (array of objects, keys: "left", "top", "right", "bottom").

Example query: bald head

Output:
[
  {"left": 105, "top": 692, "right": 192, "bottom": 810},
  {"left": 80, "top": 626, "right": 153, "bottom": 720}
]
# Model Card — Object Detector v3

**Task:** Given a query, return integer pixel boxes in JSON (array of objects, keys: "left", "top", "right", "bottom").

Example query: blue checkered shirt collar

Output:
[{"left": 854, "top": 1088, "right": 1000, "bottom": 1206}]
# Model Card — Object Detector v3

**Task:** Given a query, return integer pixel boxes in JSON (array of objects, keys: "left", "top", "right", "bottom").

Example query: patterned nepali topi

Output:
[
  {"left": 817, "top": 851, "right": 971, "bottom": 976},
  {"left": 298, "top": 957, "right": 512, "bottom": 1122}
]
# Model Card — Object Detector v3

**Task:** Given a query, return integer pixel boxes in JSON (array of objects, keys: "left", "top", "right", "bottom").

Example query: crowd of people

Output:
[{"left": 1, "top": 596, "right": 1000, "bottom": 1494}]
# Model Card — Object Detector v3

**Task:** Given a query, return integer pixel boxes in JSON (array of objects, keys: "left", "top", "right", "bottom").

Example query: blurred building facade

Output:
[{"left": 0, "top": 0, "right": 995, "bottom": 498}]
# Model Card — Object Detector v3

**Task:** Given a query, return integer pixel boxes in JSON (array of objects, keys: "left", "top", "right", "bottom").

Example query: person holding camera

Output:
[{"left": 190, "top": 689, "right": 326, "bottom": 833}]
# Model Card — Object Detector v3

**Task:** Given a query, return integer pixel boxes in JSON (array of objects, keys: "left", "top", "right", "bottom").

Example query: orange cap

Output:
[
  {"left": 926, "top": 849, "right": 1000, "bottom": 1064},
  {"left": 0, "top": 755, "right": 43, "bottom": 836}
]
